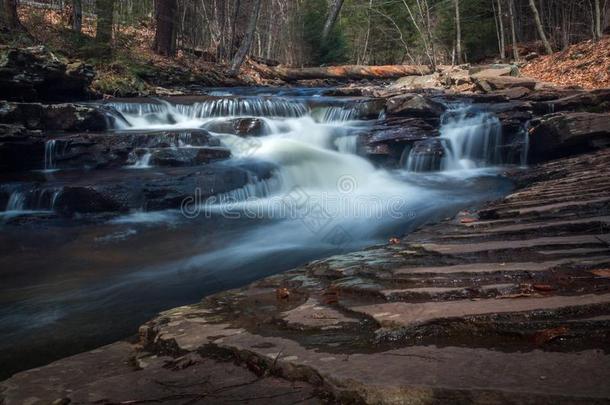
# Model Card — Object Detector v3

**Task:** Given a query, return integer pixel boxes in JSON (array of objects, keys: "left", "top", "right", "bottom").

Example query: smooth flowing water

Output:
[{"left": 0, "top": 88, "right": 515, "bottom": 378}]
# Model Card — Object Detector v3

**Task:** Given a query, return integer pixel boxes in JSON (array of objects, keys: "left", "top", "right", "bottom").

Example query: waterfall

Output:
[
  {"left": 6, "top": 192, "right": 25, "bottom": 211},
  {"left": 129, "top": 152, "right": 152, "bottom": 169},
  {"left": 318, "top": 106, "right": 359, "bottom": 123},
  {"left": 405, "top": 106, "right": 503, "bottom": 172},
  {"left": 44, "top": 140, "right": 56, "bottom": 171},
  {"left": 104, "top": 98, "right": 310, "bottom": 130},
  {"left": 441, "top": 108, "right": 502, "bottom": 170},
  {"left": 334, "top": 135, "right": 359, "bottom": 154}
]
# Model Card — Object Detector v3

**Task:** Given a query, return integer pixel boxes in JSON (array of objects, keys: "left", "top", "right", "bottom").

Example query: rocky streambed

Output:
[{"left": 1, "top": 51, "right": 610, "bottom": 403}]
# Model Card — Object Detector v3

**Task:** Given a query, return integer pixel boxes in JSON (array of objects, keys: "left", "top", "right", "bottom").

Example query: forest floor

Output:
[
  {"left": 5, "top": 5, "right": 261, "bottom": 97},
  {"left": 522, "top": 36, "right": 610, "bottom": 89},
  {"left": 4, "top": 5, "right": 610, "bottom": 96}
]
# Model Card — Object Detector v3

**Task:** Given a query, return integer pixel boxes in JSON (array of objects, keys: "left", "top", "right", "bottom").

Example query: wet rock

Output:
[
  {"left": 1, "top": 129, "right": 220, "bottom": 171},
  {"left": 533, "top": 89, "right": 610, "bottom": 114},
  {"left": 0, "top": 124, "right": 45, "bottom": 171},
  {"left": 385, "top": 94, "right": 446, "bottom": 118},
  {"left": 0, "top": 102, "right": 107, "bottom": 132},
  {"left": 404, "top": 138, "right": 445, "bottom": 172},
  {"left": 146, "top": 147, "right": 231, "bottom": 167},
  {"left": 321, "top": 87, "right": 364, "bottom": 97},
  {"left": 0, "top": 46, "right": 95, "bottom": 102},
  {"left": 54, "top": 187, "right": 126, "bottom": 215},
  {"left": 41, "top": 161, "right": 275, "bottom": 215},
  {"left": 528, "top": 112, "right": 610, "bottom": 162},
  {"left": 201, "top": 118, "right": 267, "bottom": 136}
]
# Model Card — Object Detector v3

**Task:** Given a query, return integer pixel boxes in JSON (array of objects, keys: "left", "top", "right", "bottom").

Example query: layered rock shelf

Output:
[{"left": 2, "top": 141, "right": 609, "bottom": 404}]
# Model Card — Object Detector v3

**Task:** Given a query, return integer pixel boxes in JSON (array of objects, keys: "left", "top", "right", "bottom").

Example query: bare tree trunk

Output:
[
  {"left": 72, "top": 0, "right": 82, "bottom": 33},
  {"left": 0, "top": 0, "right": 22, "bottom": 31},
  {"left": 496, "top": 0, "right": 506, "bottom": 60},
  {"left": 321, "top": 0, "right": 344, "bottom": 41},
  {"left": 528, "top": 0, "right": 553, "bottom": 54},
  {"left": 229, "top": 0, "right": 241, "bottom": 58},
  {"left": 228, "top": 0, "right": 262, "bottom": 77},
  {"left": 508, "top": 0, "right": 519, "bottom": 60},
  {"left": 153, "top": 0, "right": 178, "bottom": 56},
  {"left": 454, "top": 0, "right": 462, "bottom": 64},
  {"left": 95, "top": 0, "right": 115, "bottom": 45},
  {"left": 594, "top": 0, "right": 602, "bottom": 41}
]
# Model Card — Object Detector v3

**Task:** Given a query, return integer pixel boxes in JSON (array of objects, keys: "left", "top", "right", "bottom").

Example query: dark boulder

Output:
[
  {"left": 144, "top": 147, "right": 231, "bottom": 167},
  {"left": 532, "top": 89, "right": 610, "bottom": 114},
  {"left": 54, "top": 187, "right": 126, "bottom": 216},
  {"left": 385, "top": 94, "right": 446, "bottom": 118},
  {"left": 0, "top": 46, "right": 95, "bottom": 102},
  {"left": 0, "top": 102, "right": 107, "bottom": 132},
  {"left": 50, "top": 161, "right": 275, "bottom": 215},
  {"left": 528, "top": 112, "right": 610, "bottom": 162},
  {"left": 0, "top": 124, "right": 45, "bottom": 172}
]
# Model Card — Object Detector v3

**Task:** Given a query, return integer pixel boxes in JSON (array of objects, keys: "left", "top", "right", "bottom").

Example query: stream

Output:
[{"left": 0, "top": 87, "right": 517, "bottom": 378}]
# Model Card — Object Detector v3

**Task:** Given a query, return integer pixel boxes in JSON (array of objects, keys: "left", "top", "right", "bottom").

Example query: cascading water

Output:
[
  {"left": 44, "top": 140, "right": 57, "bottom": 171},
  {"left": 405, "top": 105, "right": 506, "bottom": 172},
  {"left": 2, "top": 90, "right": 515, "bottom": 379},
  {"left": 6, "top": 192, "right": 25, "bottom": 212},
  {"left": 440, "top": 107, "right": 502, "bottom": 170}
]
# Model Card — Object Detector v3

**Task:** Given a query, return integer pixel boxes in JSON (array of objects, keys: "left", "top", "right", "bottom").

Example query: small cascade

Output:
[
  {"left": 334, "top": 135, "right": 359, "bottom": 154},
  {"left": 6, "top": 192, "right": 25, "bottom": 211},
  {"left": 4, "top": 188, "right": 61, "bottom": 213},
  {"left": 406, "top": 106, "right": 504, "bottom": 173},
  {"left": 318, "top": 106, "right": 359, "bottom": 123},
  {"left": 176, "top": 98, "right": 309, "bottom": 119},
  {"left": 440, "top": 108, "right": 502, "bottom": 170},
  {"left": 129, "top": 152, "right": 152, "bottom": 169},
  {"left": 44, "top": 140, "right": 56, "bottom": 171},
  {"left": 211, "top": 175, "right": 281, "bottom": 205}
]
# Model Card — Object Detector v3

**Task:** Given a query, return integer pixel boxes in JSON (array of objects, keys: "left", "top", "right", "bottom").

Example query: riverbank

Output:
[
  {"left": 2, "top": 145, "right": 609, "bottom": 404},
  {"left": 1, "top": 45, "right": 610, "bottom": 402}
]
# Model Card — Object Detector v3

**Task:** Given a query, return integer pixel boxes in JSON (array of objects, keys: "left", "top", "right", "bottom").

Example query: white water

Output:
[
  {"left": 405, "top": 105, "right": 521, "bottom": 173},
  {"left": 128, "top": 152, "right": 153, "bottom": 169},
  {"left": 6, "top": 192, "right": 25, "bottom": 211}
]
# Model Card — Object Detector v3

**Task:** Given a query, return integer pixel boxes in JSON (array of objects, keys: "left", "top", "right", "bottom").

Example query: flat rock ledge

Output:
[{"left": 2, "top": 149, "right": 610, "bottom": 404}]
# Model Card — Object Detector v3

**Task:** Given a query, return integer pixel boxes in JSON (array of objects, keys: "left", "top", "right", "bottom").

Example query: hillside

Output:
[{"left": 522, "top": 36, "right": 610, "bottom": 89}]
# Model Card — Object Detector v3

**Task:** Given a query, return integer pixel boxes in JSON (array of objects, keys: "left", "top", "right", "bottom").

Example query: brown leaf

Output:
[
  {"left": 533, "top": 326, "right": 570, "bottom": 346},
  {"left": 591, "top": 269, "right": 610, "bottom": 278}
]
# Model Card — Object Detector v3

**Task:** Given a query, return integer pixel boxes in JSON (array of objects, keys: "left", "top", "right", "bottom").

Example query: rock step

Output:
[
  {"left": 0, "top": 342, "right": 324, "bottom": 405},
  {"left": 351, "top": 294, "right": 610, "bottom": 328}
]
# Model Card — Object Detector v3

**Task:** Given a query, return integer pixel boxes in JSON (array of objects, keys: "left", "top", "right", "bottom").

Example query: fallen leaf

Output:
[
  {"left": 591, "top": 269, "right": 610, "bottom": 278},
  {"left": 533, "top": 326, "right": 570, "bottom": 346},
  {"left": 275, "top": 287, "right": 290, "bottom": 301}
]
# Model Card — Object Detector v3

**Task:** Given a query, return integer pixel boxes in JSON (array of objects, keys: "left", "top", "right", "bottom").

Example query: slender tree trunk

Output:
[
  {"left": 508, "top": 0, "right": 519, "bottom": 60},
  {"left": 321, "top": 0, "right": 344, "bottom": 41},
  {"left": 454, "top": 0, "right": 462, "bottom": 64},
  {"left": 0, "top": 0, "right": 22, "bottom": 31},
  {"left": 229, "top": 0, "right": 241, "bottom": 59},
  {"left": 228, "top": 0, "right": 262, "bottom": 77},
  {"left": 528, "top": 0, "right": 553, "bottom": 54},
  {"left": 153, "top": 0, "right": 178, "bottom": 56},
  {"left": 496, "top": 0, "right": 506, "bottom": 60},
  {"left": 594, "top": 0, "right": 602, "bottom": 41},
  {"left": 72, "top": 0, "right": 82, "bottom": 33},
  {"left": 95, "top": 0, "right": 115, "bottom": 44}
]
